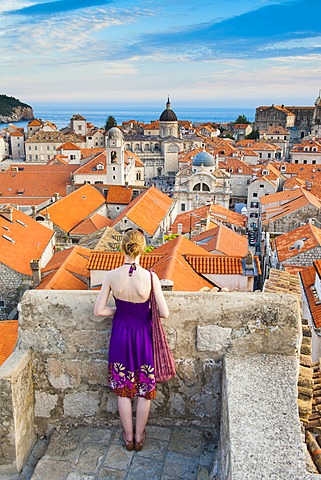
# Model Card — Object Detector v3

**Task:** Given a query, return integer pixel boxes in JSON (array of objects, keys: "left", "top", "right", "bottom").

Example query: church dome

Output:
[
  {"left": 159, "top": 97, "right": 177, "bottom": 122},
  {"left": 108, "top": 127, "right": 123, "bottom": 140},
  {"left": 192, "top": 150, "right": 215, "bottom": 167}
]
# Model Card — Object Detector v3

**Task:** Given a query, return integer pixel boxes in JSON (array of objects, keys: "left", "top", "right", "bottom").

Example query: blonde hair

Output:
[{"left": 122, "top": 229, "right": 146, "bottom": 259}]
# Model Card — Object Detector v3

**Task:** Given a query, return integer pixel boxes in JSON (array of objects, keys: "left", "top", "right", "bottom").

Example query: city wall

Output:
[{"left": 0, "top": 290, "right": 318, "bottom": 479}]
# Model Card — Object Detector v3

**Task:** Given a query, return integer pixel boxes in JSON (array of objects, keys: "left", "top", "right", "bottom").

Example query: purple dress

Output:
[{"left": 108, "top": 296, "right": 156, "bottom": 399}]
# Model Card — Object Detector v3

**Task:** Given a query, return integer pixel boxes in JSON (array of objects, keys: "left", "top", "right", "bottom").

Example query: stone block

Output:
[
  {"left": 197, "top": 325, "right": 232, "bottom": 353},
  {"left": 169, "top": 393, "right": 186, "bottom": 416},
  {"left": 46, "top": 359, "right": 82, "bottom": 390},
  {"left": 176, "top": 358, "right": 198, "bottom": 387},
  {"left": 69, "top": 330, "right": 108, "bottom": 354},
  {"left": 81, "top": 361, "right": 108, "bottom": 386},
  {"left": 63, "top": 392, "right": 100, "bottom": 418},
  {"left": 34, "top": 392, "right": 58, "bottom": 419}
]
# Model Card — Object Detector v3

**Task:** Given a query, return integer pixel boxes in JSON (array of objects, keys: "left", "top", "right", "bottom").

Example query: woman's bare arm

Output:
[{"left": 94, "top": 273, "right": 116, "bottom": 317}]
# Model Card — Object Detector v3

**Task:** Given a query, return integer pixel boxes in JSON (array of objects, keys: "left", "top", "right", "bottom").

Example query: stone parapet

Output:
[
  {"left": 17, "top": 290, "right": 302, "bottom": 438},
  {"left": 0, "top": 350, "right": 35, "bottom": 474}
]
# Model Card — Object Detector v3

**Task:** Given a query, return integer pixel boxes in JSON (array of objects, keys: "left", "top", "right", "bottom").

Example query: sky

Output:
[{"left": 1, "top": 0, "right": 321, "bottom": 107}]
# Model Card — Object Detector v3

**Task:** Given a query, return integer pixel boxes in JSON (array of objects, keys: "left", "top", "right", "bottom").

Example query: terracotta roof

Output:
[
  {"left": 275, "top": 223, "right": 321, "bottom": 262},
  {"left": 186, "top": 255, "right": 243, "bottom": 274},
  {"left": 80, "top": 148, "right": 105, "bottom": 159},
  {"left": 28, "top": 119, "right": 42, "bottom": 127},
  {"left": 57, "top": 142, "right": 81, "bottom": 151},
  {"left": 143, "top": 121, "right": 160, "bottom": 130},
  {"left": 263, "top": 126, "right": 289, "bottom": 135},
  {"left": 0, "top": 206, "right": 54, "bottom": 275},
  {"left": 87, "top": 252, "right": 164, "bottom": 271},
  {"left": 125, "top": 150, "right": 143, "bottom": 167},
  {"left": 219, "top": 157, "right": 253, "bottom": 175},
  {"left": 106, "top": 185, "right": 133, "bottom": 204},
  {"left": 0, "top": 164, "right": 77, "bottom": 200},
  {"left": 0, "top": 320, "right": 18, "bottom": 366},
  {"left": 111, "top": 186, "right": 174, "bottom": 236},
  {"left": 73, "top": 152, "right": 106, "bottom": 175},
  {"left": 300, "top": 265, "right": 321, "bottom": 328},
  {"left": 10, "top": 131, "right": 24, "bottom": 137},
  {"left": 37, "top": 246, "right": 91, "bottom": 290},
  {"left": 88, "top": 236, "right": 215, "bottom": 291},
  {"left": 209, "top": 204, "right": 247, "bottom": 228},
  {"left": 262, "top": 188, "right": 321, "bottom": 224},
  {"left": 170, "top": 205, "right": 211, "bottom": 234},
  {"left": 70, "top": 213, "right": 112, "bottom": 235},
  {"left": 263, "top": 268, "right": 301, "bottom": 295},
  {"left": 193, "top": 225, "right": 249, "bottom": 256},
  {"left": 39, "top": 184, "right": 106, "bottom": 233}
]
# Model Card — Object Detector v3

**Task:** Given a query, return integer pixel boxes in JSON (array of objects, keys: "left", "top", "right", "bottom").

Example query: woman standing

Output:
[{"left": 94, "top": 229, "right": 169, "bottom": 451}]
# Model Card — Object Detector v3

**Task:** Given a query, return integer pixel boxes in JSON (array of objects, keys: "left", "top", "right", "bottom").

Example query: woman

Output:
[{"left": 94, "top": 229, "right": 169, "bottom": 451}]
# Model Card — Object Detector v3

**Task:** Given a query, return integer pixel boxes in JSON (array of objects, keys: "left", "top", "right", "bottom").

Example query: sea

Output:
[{"left": 1, "top": 103, "right": 256, "bottom": 131}]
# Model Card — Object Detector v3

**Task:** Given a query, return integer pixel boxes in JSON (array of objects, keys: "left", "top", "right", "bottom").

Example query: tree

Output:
[
  {"left": 105, "top": 115, "right": 117, "bottom": 131},
  {"left": 245, "top": 129, "right": 260, "bottom": 140},
  {"left": 234, "top": 114, "right": 250, "bottom": 125}
]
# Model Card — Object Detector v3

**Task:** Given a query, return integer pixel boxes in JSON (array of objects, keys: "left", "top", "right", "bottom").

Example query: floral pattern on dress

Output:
[{"left": 108, "top": 362, "right": 156, "bottom": 399}]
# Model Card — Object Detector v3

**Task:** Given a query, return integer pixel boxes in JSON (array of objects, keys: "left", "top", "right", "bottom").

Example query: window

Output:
[
  {"left": 259, "top": 184, "right": 264, "bottom": 188},
  {"left": 136, "top": 172, "right": 141, "bottom": 181},
  {"left": 28, "top": 146, "right": 31, "bottom": 150},
  {"left": 35, "top": 146, "right": 38, "bottom": 150},
  {"left": 35, "top": 155, "right": 38, "bottom": 160},
  {"left": 111, "top": 151, "right": 117, "bottom": 163},
  {"left": 0, "top": 300, "right": 5, "bottom": 308},
  {"left": 96, "top": 164, "right": 103, "bottom": 170},
  {"left": 312, "top": 160, "right": 317, "bottom": 164},
  {"left": 250, "top": 213, "right": 258, "bottom": 218},
  {"left": 47, "top": 146, "right": 50, "bottom": 150},
  {"left": 17, "top": 143, "right": 20, "bottom": 147},
  {"left": 303, "top": 160, "right": 307, "bottom": 164},
  {"left": 253, "top": 193, "right": 258, "bottom": 197},
  {"left": 250, "top": 202, "right": 259, "bottom": 208},
  {"left": 113, "top": 167, "right": 116, "bottom": 171},
  {"left": 181, "top": 204, "right": 186, "bottom": 211},
  {"left": 70, "top": 155, "right": 76, "bottom": 160},
  {"left": 294, "top": 160, "right": 299, "bottom": 164},
  {"left": 268, "top": 153, "right": 271, "bottom": 158},
  {"left": 47, "top": 155, "right": 50, "bottom": 160},
  {"left": 113, "top": 176, "right": 116, "bottom": 180},
  {"left": 28, "top": 155, "right": 32, "bottom": 160}
]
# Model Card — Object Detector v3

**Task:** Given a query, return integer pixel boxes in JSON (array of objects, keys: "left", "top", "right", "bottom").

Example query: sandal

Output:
[
  {"left": 123, "top": 431, "right": 134, "bottom": 451},
  {"left": 134, "top": 430, "right": 146, "bottom": 451}
]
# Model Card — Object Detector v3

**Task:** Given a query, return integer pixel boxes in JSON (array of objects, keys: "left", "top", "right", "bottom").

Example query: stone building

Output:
[
  {"left": 0, "top": 205, "right": 55, "bottom": 317},
  {"left": 312, "top": 90, "right": 321, "bottom": 137},
  {"left": 25, "top": 131, "right": 86, "bottom": 163},
  {"left": 260, "top": 187, "right": 321, "bottom": 234},
  {"left": 255, "top": 104, "right": 295, "bottom": 132},
  {"left": 173, "top": 150, "right": 231, "bottom": 213},
  {"left": 122, "top": 99, "right": 203, "bottom": 179},
  {"left": 272, "top": 223, "right": 321, "bottom": 269},
  {"left": 290, "top": 138, "right": 321, "bottom": 165}
]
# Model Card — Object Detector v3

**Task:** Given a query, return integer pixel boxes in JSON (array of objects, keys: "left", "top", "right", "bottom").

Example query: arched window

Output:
[
  {"left": 136, "top": 172, "right": 141, "bottom": 181},
  {"left": 111, "top": 151, "right": 117, "bottom": 163},
  {"left": 193, "top": 183, "right": 201, "bottom": 191},
  {"left": 202, "top": 183, "right": 210, "bottom": 191},
  {"left": 193, "top": 183, "right": 210, "bottom": 192}
]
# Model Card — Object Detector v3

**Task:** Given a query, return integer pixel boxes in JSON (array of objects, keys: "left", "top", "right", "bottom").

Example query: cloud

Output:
[
  {"left": 113, "top": 0, "right": 321, "bottom": 61},
  {"left": 5, "top": 0, "right": 115, "bottom": 16}
]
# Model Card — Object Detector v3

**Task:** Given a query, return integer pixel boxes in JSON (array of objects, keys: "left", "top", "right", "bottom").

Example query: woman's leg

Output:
[
  {"left": 118, "top": 397, "right": 134, "bottom": 441},
  {"left": 135, "top": 397, "right": 151, "bottom": 442}
]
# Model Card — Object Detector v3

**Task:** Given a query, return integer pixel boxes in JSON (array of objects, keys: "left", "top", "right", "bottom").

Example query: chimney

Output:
[
  {"left": 30, "top": 259, "right": 41, "bottom": 287},
  {"left": 31, "top": 205, "right": 36, "bottom": 216},
  {"left": 177, "top": 223, "right": 183, "bottom": 235},
  {"left": 0, "top": 205, "right": 13, "bottom": 222},
  {"left": 54, "top": 192, "right": 60, "bottom": 201},
  {"left": 244, "top": 252, "right": 255, "bottom": 275},
  {"left": 160, "top": 279, "right": 174, "bottom": 291}
]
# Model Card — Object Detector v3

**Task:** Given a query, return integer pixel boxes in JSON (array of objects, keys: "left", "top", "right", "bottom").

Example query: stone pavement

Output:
[{"left": 9, "top": 425, "right": 217, "bottom": 480}]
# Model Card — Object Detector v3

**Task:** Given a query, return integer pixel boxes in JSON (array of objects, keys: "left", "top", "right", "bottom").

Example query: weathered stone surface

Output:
[
  {"left": 70, "top": 330, "right": 108, "bottom": 354},
  {"left": 197, "top": 325, "right": 232, "bottom": 353},
  {"left": 0, "top": 350, "right": 35, "bottom": 473},
  {"left": 46, "top": 359, "right": 82, "bottom": 390},
  {"left": 169, "top": 393, "right": 186, "bottom": 416},
  {"left": 81, "top": 361, "right": 108, "bottom": 386},
  {"left": 176, "top": 358, "right": 199, "bottom": 387},
  {"left": 63, "top": 392, "right": 100, "bottom": 418},
  {"left": 34, "top": 391, "right": 58, "bottom": 418},
  {"left": 75, "top": 445, "right": 106, "bottom": 473}
]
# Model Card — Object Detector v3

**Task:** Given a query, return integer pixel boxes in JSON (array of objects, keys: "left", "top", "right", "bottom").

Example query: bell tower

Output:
[{"left": 106, "top": 127, "right": 125, "bottom": 185}]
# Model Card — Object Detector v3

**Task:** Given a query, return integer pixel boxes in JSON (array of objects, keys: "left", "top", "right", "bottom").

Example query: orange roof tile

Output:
[
  {"left": 28, "top": 119, "right": 42, "bottom": 126},
  {"left": 0, "top": 206, "right": 54, "bottom": 275},
  {"left": 106, "top": 185, "right": 133, "bottom": 204},
  {"left": 170, "top": 205, "right": 211, "bottom": 234},
  {"left": 209, "top": 204, "right": 247, "bottom": 228},
  {"left": 275, "top": 223, "right": 321, "bottom": 262},
  {"left": 73, "top": 152, "right": 106, "bottom": 175},
  {"left": 0, "top": 320, "right": 18, "bottom": 366},
  {"left": 219, "top": 157, "right": 253, "bottom": 175},
  {"left": 37, "top": 246, "right": 91, "bottom": 290},
  {"left": 39, "top": 184, "right": 106, "bottom": 233},
  {"left": 111, "top": 186, "right": 174, "bottom": 236},
  {"left": 193, "top": 225, "right": 249, "bottom": 256},
  {"left": 87, "top": 252, "right": 164, "bottom": 271},
  {"left": 0, "top": 164, "right": 77, "bottom": 200},
  {"left": 185, "top": 255, "right": 243, "bottom": 274},
  {"left": 70, "top": 213, "right": 112, "bottom": 235},
  {"left": 81, "top": 148, "right": 105, "bottom": 159},
  {"left": 300, "top": 265, "right": 321, "bottom": 328},
  {"left": 57, "top": 142, "right": 81, "bottom": 151}
]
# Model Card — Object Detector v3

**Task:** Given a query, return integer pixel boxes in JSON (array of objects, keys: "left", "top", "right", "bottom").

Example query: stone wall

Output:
[
  {"left": 0, "top": 262, "right": 30, "bottom": 318},
  {"left": 282, "top": 246, "right": 321, "bottom": 267},
  {"left": 18, "top": 290, "right": 301, "bottom": 441},
  {"left": 264, "top": 204, "right": 321, "bottom": 234},
  {"left": 0, "top": 350, "right": 35, "bottom": 474}
]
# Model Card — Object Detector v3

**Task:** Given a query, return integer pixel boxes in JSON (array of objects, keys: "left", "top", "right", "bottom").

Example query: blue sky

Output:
[{"left": 1, "top": 0, "right": 321, "bottom": 106}]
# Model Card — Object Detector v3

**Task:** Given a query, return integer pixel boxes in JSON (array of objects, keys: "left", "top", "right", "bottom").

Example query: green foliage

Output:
[
  {"left": 234, "top": 114, "right": 250, "bottom": 125},
  {"left": 105, "top": 115, "right": 117, "bottom": 130},
  {"left": 144, "top": 245, "right": 155, "bottom": 252},
  {"left": 245, "top": 129, "right": 260, "bottom": 139},
  {"left": 0, "top": 94, "right": 31, "bottom": 116},
  {"left": 164, "top": 233, "right": 179, "bottom": 241}
]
